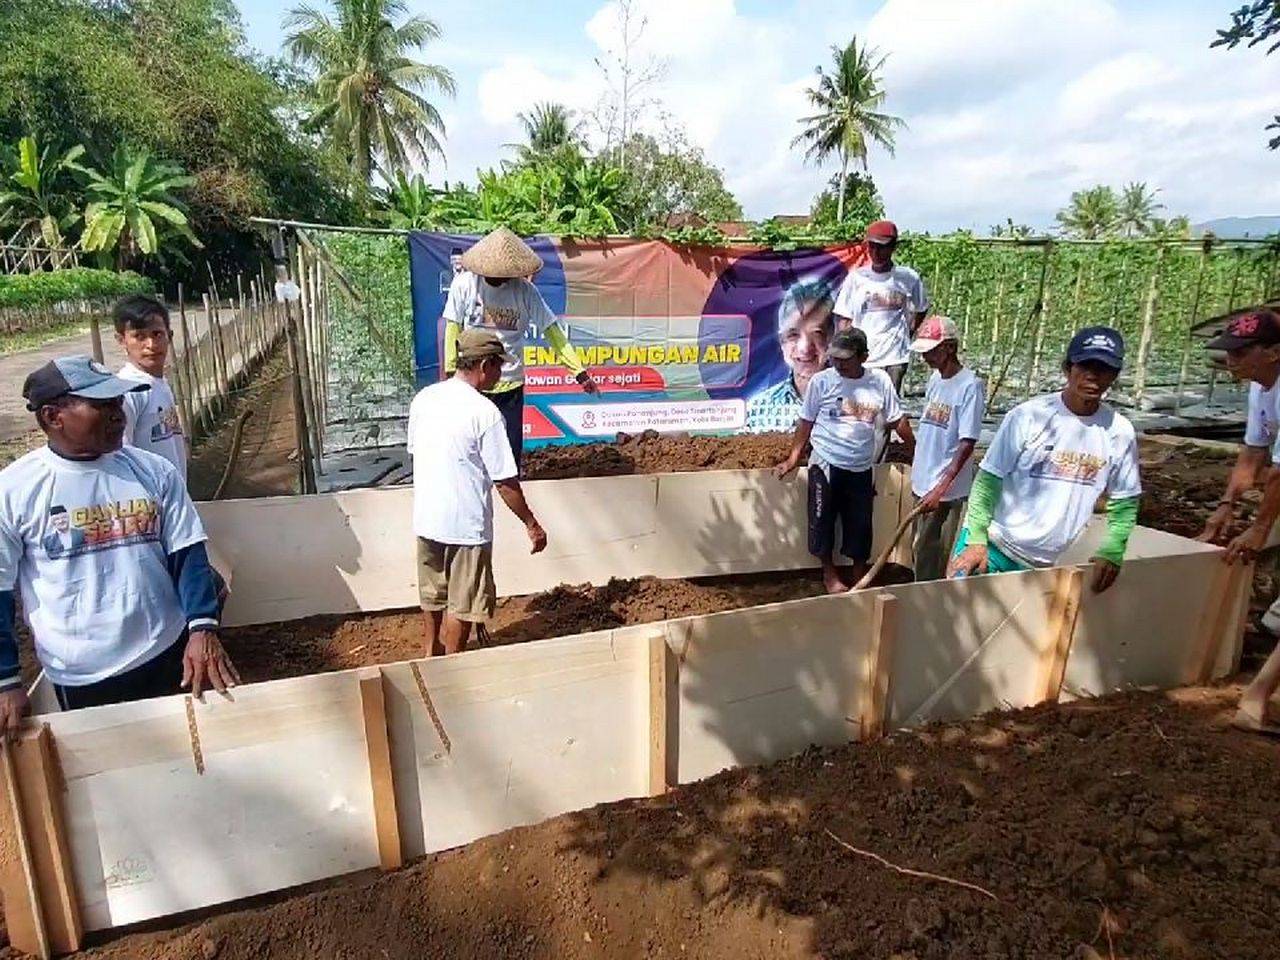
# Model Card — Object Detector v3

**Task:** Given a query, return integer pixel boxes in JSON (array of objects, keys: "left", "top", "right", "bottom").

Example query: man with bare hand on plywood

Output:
[
  {"left": 408, "top": 328, "right": 548, "bottom": 656},
  {"left": 1195, "top": 309, "right": 1280, "bottom": 735}
]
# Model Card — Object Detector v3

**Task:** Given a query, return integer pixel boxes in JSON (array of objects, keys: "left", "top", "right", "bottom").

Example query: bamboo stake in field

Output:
[
  {"left": 1132, "top": 243, "right": 1168, "bottom": 406},
  {"left": 177, "top": 285, "right": 209, "bottom": 439},
  {"left": 989, "top": 244, "right": 1051, "bottom": 408},
  {"left": 1173, "top": 237, "right": 1214, "bottom": 415}
]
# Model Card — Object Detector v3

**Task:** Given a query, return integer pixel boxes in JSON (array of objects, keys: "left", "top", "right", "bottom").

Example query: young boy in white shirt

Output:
[
  {"left": 776, "top": 327, "right": 915, "bottom": 593},
  {"left": 908, "top": 316, "right": 985, "bottom": 580},
  {"left": 114, "top": 295, "right": 188, "bottom": 480}
]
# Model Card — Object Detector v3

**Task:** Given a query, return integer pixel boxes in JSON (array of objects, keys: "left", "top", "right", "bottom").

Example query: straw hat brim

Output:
[{"left": 460, "top": 227, "right": 544, "bottom": 278}]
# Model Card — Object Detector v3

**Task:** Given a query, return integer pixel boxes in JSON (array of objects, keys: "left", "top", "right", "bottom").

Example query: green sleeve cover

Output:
[
  {"left": 545, "top": 324, "right": 586, "bottom": 376},
  {"left": 962, "top": 469, "right": 1003, "bottom": 545},
  {"left": 444, "top": 320, "right": 460, "bottom": 374},
  {"left": 1096, "top": 495, "right": 1139, "bottom": 566}
]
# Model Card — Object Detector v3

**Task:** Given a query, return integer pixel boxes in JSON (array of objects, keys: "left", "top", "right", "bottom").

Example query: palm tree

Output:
[
  {"left": 1117, "top": 181, "right": 1163, "bottom": 237},
  {"left": 1056, "top": 186, "right": 1120, "bottom": 239},
  {"left": 79, "top": 145, "right": 201, "bottom": 268},
  {"left": 284, "top": 0, "right": 456, "bottom": 190},
  {"left": 0, "top": 135, "right": 86, "bottom": 248},
  {"left": 792, "top": 37, "right": 904, "bottom": 224},
  {"left": 511, "top": 102, "right": 581, "bottom": 163}
]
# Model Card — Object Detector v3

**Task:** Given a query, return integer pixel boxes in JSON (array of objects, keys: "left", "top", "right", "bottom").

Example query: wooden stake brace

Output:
[
  {"left": 859, "top": 593, "right": 899, "bottom": 740},
  {"left": 358, "top": 668, "right": 403, "bottom": 871},
  {"left": 648, "top": 630, "right": 679, "bottom": 796},
  {"left": 1036, "top": 567, "right": 1085, "bottom": 704},
  {"left": 1187, "top": 558, "right": 1252, "bottom": 684},
  {"left": 0, "top": 725, "right": 83, "bottom": 958}
]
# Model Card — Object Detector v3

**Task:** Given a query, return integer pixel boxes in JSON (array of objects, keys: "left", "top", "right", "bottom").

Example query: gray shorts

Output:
[{"left": 417, "top": 539, "right": 496, "bottom": 622}]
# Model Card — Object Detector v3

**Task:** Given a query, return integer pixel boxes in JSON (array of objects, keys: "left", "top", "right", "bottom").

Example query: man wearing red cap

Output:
[
  {"left": 833, "top": 220, "right": 930, "bottom": 392},
  {"left": 1197, "top": 308, "right": 1280, "bottom": 734}
]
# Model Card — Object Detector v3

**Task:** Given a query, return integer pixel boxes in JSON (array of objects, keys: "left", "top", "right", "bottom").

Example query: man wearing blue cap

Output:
[
  {"left": 948, "top": 326, "right": 1142, "bottom": 593},
  {"left": 0, "top": 356, "right": 238, "bottom": 737}
]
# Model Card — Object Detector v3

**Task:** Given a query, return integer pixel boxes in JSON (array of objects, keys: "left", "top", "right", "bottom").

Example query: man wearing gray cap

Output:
[
  {"left": 408, "top": 328, "right": 548, "bottom": 656},
  {"left": 0, "top": 356, "right": 238, "bottom": 736}
]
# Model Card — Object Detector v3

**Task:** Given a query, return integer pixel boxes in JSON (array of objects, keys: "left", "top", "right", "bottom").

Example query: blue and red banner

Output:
[{"left": 408, "top": 233, "right": 868, "bottom": 446}]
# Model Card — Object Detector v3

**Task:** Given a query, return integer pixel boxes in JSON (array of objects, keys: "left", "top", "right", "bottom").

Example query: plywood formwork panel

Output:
[
  {"left": 44, "top": 672, "right": 380, "bottom": 932},
  {"left": 201, "top": 465, "right": 910, "bottom": 628},
  {"left": 381, "top": 627, "right": 651, "bottom": 859},
  {"left": 671, "top": 593, "right": 878, "bottom": 784}
]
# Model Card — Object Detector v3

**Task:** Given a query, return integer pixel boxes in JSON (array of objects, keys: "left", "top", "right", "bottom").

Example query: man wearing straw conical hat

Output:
[{"left": 442, "top": 227, "right": 598, "bottom": 466}]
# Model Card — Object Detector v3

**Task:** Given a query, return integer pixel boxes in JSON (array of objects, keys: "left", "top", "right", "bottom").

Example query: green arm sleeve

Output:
[
  {"left": 443, "top": 320, "right": 461, "bottom": 375},
  {"left": 1095, "top": 495, "right": 1139, "bottom": 566},
  {"left": 961, "top": 469, "right": 1003, "bottom": 546},
  {"left": 545, "top": 323, "right": 586, "bottom": 377}
]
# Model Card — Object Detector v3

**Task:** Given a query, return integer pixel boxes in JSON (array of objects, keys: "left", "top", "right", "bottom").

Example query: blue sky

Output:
[{"left": 236, "top": 0, "right": 1280, "bottom": 231}]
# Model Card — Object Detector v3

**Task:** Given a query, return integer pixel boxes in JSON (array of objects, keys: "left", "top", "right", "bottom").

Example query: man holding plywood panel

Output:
[
  {"left": 948, "top": 326, "right": 1141, "bottom": 594},
  {"left": 408, "top": 329, "right": 548, "bottom": 656}
]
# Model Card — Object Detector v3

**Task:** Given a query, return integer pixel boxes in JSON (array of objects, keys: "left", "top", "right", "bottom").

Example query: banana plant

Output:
[
  {"left": 79, "top": 145, "right": 201, "bottom": 268},
  {"left": 0, "top": 135, "right": 87, "bottom": 248}
]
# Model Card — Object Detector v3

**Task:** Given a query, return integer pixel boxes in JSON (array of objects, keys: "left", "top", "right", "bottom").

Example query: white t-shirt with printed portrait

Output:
[
  {"left": 833, "top": 265, "right": 930, "bottom": 368},
  {"left": 911, "top": 367, "right": 985, "bottom": 500},
  {"left": 800, "top": 366, "right": 903, "bottom": 472},
  {"left": 1244, "top": 379, "right": 1280, "bottom": 464},
  {"left": 979, "top": 394, "right": 1142, "bottom": 568},
  {"left": 407, "top": 377, "right": 519, "bottom": 545},
  {"left": 442, "top": 270, "right": 557, "bottom": 385},
  {"left": 118, "top": 362, "right": 188, "bottom": 481},
  {"left": 0, "top": 446, "right": 208, "bottom": 686}
]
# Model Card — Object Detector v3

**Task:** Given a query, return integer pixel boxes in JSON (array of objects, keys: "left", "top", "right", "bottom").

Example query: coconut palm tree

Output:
[
  {"left": 78, "top": 145, "right": 201, "bottom": 268},
  {"left": 284, "top": 0, "right": 456, "bottom": 191},
  {"left": 1056, "top": 186, "right": 1120, "bottom": 239},
  {"left": 0, "top": 135, "right": 86, "bottom": 248},
  {"left": 1117, "top": 181, "right": 1163, "bottom": 237},
  {"left": 511, "top": 102, "right": 582, "bottom": 164},
  {"left": 792, "top": 37, "right": 903, "bottom": 224}
]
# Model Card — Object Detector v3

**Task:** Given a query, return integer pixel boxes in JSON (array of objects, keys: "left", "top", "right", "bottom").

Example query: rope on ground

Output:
[
  {"left": 213, "top": 409, "right": 255, "bottom": 500},
  {"left": 823, "top": 828, "right": 1000, "bottom": 902}
]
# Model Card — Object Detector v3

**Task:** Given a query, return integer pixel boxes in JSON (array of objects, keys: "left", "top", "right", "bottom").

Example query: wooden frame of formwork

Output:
[{"left": 0, "top": 464, "right": 1251, "bottom": 957}]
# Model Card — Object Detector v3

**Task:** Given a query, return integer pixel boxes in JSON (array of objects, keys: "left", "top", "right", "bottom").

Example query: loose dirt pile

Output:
[{"left": 67, "top": 686, "right": 1280, "bottom": 960}]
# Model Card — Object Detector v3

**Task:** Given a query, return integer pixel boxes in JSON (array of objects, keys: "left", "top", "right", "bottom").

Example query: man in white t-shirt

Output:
[
  {"left": 408, "top": 328, "right": 548, "bottom": 656},
  {"left": 1195, "top": 309, "right": 1280, "bottom": 734},
  {"left": 832, "top": 219, "right": 929, "bottom": 392},
  {"left": 0, "top": 356, "right": 239, "bottom": 736},
  {"left": 948, "top": 326, "right": 1141, "bottom": 594},
  {"left": 908, "top": 316, "right": 985, "bottom": 580},
  {"left": 443, "top": 227, "right": 598, "bottom": 467},
  {"left": 114, "top": 294, "right": 187, "bottom": 480},
  {"left": 776, "top": 327, "right": 915, "bottom": 593}
]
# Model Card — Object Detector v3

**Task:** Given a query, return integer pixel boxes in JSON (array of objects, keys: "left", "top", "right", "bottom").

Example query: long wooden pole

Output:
[
  {"left": 1174, "top": 237, "right": 1214, "bottom": 415},
  {"left": 1132, "top": 243, "right": 1168, "bottom": 406}
]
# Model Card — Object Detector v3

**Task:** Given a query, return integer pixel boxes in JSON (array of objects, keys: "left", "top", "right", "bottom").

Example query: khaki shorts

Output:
[{"left": 417, "top": 539, "right": 496, "bottom": 622}]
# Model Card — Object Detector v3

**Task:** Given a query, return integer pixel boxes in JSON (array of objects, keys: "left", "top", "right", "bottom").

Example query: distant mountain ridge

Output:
[{"left": 1192, "top": 215, "right": 1280, "bottom": 238}]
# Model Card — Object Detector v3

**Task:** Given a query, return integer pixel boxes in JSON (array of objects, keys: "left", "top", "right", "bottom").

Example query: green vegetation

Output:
[
  {"left": 79, "top": 146, "right": 202, "bottom": 267},
  {"left": 283, "top": 0, "right": 455, "bottom": 196},
  {"left": 1056, "top": 182, "right": 1192, "bottom": 241},
  {"left": 0, "top": 318, "right": 93, "bottom": 357},
  {"left": 0, "top": 267, "right": 152, "bottom": 309},
  {"left": 793, "top": 37, "right": 903, "bottom": 225},
  {"left": 1213, "top": 1, "right": 1280, "bottom": 149},
  {"left": 0, "top": 136, "right": 86, "bottom": 247}
]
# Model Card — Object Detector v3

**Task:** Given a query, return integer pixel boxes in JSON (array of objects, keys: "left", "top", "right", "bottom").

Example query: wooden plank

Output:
[
  {"left": 1035, "top": 567, "right": 1085, "bottom": 703},
  {"left": 648, "top": 630, "right": 678, "bottom": 795},
  {"left": 12, "top": 727, "right": 82, "bottom": 954},
  {"left": 1186, "top": 557, "right": 1239, "bottom": 684},
  {"left": 0, "top": 740, "right": 49, "bottom": 959},
  {"left": 358, "top": 669, "right": 402, "bottom": 871},
  {"left": 860, "top": 593, "right": 899, "bottom": 740}
]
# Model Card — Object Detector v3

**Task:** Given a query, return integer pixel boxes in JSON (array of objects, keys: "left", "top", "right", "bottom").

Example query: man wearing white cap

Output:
[
  {"left": 442, "top": 227, "right": 598, "bottom": 466},
  {"left": 408, "top": 328, "right": 549, "bottom": 656},
  {"left": 833, "top": 219, "right": 930, "bottom": 393},
  {"left": 908, "top": 316, "right": 985, "bottom": 580}
]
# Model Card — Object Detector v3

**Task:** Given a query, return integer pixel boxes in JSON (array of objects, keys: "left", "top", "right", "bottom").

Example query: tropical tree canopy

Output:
[
  {"left": 511, "top": 103, "right": 583, "bottom": 165},
  {"left": 0, "top": 135, "right": 85, "bottom": 247},
  {"left": 1212, "top": 1, "right": 1280, "bottom": 149},
  {"left": 79, "top": 146, "right": 201, "bottom": 268},
  {"left": 377, "top": 170, "right": 438, "bottom": 230},
  {"left": 1056, "top": 185, "right": 1121, "bottom": 239},
  {"left": 793, "top": 36, "right": 903, "bottom": 223},
  {"left": 284, "top": 0, "right": 457, "bottom": 187},
  {"left": 610, "top": 131, "right": 742, "bottom": 231},
  {"left": 1117, "top": 181, "right": 1164, "bottom": 237},
  {"left": 810, "top": 171, "right": 884, "bottom": 233}
]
